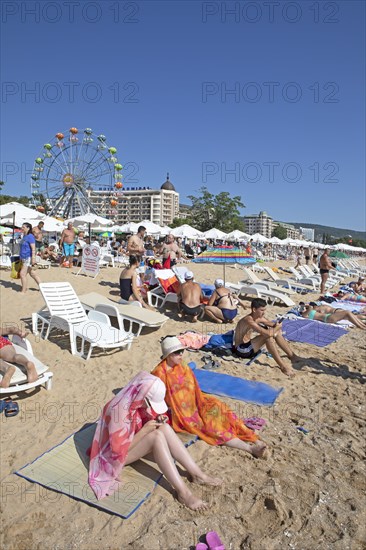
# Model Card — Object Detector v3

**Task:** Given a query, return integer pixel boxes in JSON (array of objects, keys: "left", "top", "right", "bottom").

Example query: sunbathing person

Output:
[
  {"left": 88, "top": 372, "right": 221, "bottom": 510},
  {"left": 204, "top": 278, "right": 246, "bottom": 324},
  {"left": 151, "top": 337, "right": 267, "bottom": 458},
  {"left": 299, "top": 303, "right": 366, "bottom": 329},
  {"left": 119, "top": 255, "right": 154, "bottom": 310},
  {"left": 177, "top": 271, "right": 204, "bottom": 322},
  {"left": 333, "top": 289, "right": 366, "bottom": 303},
  {"left": 0, "top": 326, "right": 38, "bottom": 388},
  {"left": 234, "top": 298, "right": 301, "bottom": 377}
]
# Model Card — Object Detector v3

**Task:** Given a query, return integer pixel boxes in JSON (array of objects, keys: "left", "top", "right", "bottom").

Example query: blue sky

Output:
[{"left": 1, "top": 0, "right": 365, "bottom": 230}]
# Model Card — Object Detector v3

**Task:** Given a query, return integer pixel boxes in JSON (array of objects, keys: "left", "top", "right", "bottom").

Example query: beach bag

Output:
[{"left": 10, "top": 256, "right": 22, "bottom": 279}]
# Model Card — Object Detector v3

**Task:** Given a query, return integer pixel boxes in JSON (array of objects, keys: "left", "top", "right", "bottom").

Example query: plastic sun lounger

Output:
[
  {"left": 32, "top": 283, "right": 134, "bottom": 360},
  {"left": 0, "top": 254, "right": 12, "bottom": 269},
  {"left": 147, "top": 269, "right": 180, "bottom": 308},
  {"left": 0, "top": 335, "right": 53, "bottom": 395},
  {"left": 225, "top": 282, "right": 295, "bottom": 307},
  {"left": 79, "top": 292, "right": 169, "bottom": 337},
  {"left": 262, "top": 266, "right": 312, "bottom": 293},
  {"left": 240, "top": 267, "right": 296, "bottom": 296}
]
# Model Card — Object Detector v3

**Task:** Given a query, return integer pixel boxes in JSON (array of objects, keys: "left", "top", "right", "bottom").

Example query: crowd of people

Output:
[{"left": 2, "top": 221, "right": 366, "bottom": 512}]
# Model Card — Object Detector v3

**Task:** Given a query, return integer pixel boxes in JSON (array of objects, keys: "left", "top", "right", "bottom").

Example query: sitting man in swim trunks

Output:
[
  {"left": 319, "top": 248, "right": 333, "bottom": 294},
  {"left": 204, "top": 278, "right": 246, "bottom": 324},
  {"left": 299, "top": 303, "right": 366, "bottom": 330},
  {"left": 234, "top": 298, "right": 301, "bottom": 377},
  {"left": 60, "top": 222, "right": 76, "bottom": 269},
  {"left": 177, "top": 271, "right": 204, "bottom": 322},
  {"left": 0, "top": 326, "right": 38, "bottom": 388}
]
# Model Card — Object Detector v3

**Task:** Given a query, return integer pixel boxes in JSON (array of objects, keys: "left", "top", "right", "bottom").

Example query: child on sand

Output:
[{"left": 0, "top": 327, "right": 38, "bottom": 388}]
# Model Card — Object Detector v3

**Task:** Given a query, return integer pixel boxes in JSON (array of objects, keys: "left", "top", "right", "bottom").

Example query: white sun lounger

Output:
[
  {"left": 79, "top": 292, "right": 169, "bottom": 337},
  {"left": 225, "top": 282, "right": 295, "bottom": 307},
  {"left": 32, "top": 283, "right": 134, "bottom": 360},
  {"left": 262, "top": 266, "right": 312, "bottom": 293},
  {"left": 240, "top": 267, "right": 296, "bottom": 296},
  {"left": 0, "top": 335, "right": 53, "bottom": 395}
]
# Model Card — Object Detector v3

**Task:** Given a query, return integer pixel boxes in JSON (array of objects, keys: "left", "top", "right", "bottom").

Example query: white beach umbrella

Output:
[
  {"left": 203, "top": 228, "right": 228, "bottom": 240},
  {"left": 41, "top": 216, "right": 65, "bottom": 232},
  {"left": 171, "top": 224, "right": 203, "bottom": 239},
  {"left": 65, "top": 213, "right": 113, "bottom": 228},
  {"left": 250, "top": 233, "right": 269, "bottom": 243},
  {"left": 0, "top": 201, "right": 45, "bottom": 227},
  {"left": 225, "top": 230, "right": 250, "bottom": 241},
  {"left": 268, "top": 236, "right": 283, "bottom": 244}
]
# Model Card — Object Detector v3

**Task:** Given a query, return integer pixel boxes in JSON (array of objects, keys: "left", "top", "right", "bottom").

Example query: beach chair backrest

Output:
[
  {"left": 172, "top": 266, "right": 190, "bottom": 284},
  {"left": 263, "top": 266, "right": 278, "bottom": 281},
  {"left": 39, "top": 282, "right": 88, "bottom": 324},
  {"left": 242, "top": 267, "right": 260, "bottom": 284}
]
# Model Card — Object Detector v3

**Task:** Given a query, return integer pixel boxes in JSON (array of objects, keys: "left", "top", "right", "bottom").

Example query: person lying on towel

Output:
[
  {"left": 234, "top": 298, "right": 301, "bottom": 378},
  {"left": 88, "top": 371, "right": 221, "bottom": 510},
  {"left": 0, "top": 326, "right": 38, "bottom": 388},
  {"left": 299, "top": 303, "right": 366, "bottom": 330},
  {"left": 151, "top": 337, "right": 267, "bottom": 458},
  {"left": 333, "top": 289, "right": 366, "bottom": 303}
]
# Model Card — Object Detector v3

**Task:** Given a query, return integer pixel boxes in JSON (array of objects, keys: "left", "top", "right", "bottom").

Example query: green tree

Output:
[
  {"left": 170, "top": 217, "right": 190, "bottom": 229},
  {"left": 272, "top": 225, "right": 287, "bottom": 239},
  {"left": 187, "top": 187, "right": 245, "bottom": 232},
  {"left": 0, "top": 194, "right": 30, "bottom": 206}
]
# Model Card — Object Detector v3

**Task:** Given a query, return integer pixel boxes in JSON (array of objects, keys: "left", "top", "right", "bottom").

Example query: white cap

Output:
[
  {"left": 214, "top": 278, "right": 225, "bottom": 288},
  {"left": 146, "top": 378, "right": 168, "bottom": 414},
  {"left": 184, "top": 270, "right": 194, "bottom": 280}
]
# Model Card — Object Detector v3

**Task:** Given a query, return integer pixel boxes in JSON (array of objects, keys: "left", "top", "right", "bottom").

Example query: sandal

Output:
[
  {"left": 206, "top": 531, "right": 225, "bottom": 550},
  {"left": 244, "top": 417, "right": 267, "bottom": 431},
  {"left": 4, "top": 399, "right": 19, "bottom": 417}
]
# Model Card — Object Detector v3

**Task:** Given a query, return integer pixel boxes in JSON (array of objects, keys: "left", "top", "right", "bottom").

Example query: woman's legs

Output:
[
  {"left": 328, "top": 310, "right": 366, "bottom": 329},
  {"left": 0, "top": 358, "right": 16, "bottom": 388},
  {"left": 156, "top": 424, "right": 221, "bottom": 485},
  {"left": 204, "top": 306, "right": 224, "bottom": 323},
  {"left": 124, "top": 428, "right": 208, "bottom": 510},
  {"left": 224, "top": 437, "right": 267, "bottom": 458},
  {"left": 28, "top": 267, "right": 41, "bottom": 287},
  {"left": 19, "top": 264, "right": 29, "bottom": 293}
]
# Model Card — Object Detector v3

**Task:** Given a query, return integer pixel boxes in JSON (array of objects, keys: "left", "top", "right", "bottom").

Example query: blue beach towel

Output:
[
  {"left": 189, "top": 362, "right": 283, "bottom": 406},
  {"left": 282, "top": 318, "right": 347, "bottom": 347}
]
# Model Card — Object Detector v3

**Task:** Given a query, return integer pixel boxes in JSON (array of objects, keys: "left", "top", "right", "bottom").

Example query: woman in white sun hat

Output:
[{"left": 88, "top": 371, "right": 221, "bottom": 510}]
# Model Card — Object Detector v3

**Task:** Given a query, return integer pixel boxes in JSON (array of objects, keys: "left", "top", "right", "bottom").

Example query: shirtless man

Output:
[
  {"left": 300, "top": 303, "right": 366, "bottom": 329},
  {"left": 205, "top": 278, "right": 246, "bottom": 323},
  {"left": 319, "top": 248, "right": 333, "bottom": 294},
  {"left": 304, "top": 246, "right": 311, "bottom": 265},
  {"left": 234, "top": 298, "right": 301, "bottom": 377},
  {"left": 60, "top": 222, "right": 76, "bottom": 268},
  {"left": 127, "top": 225, "right": 146, "bottom": 262},
  {"left": 0, "top": 326, "right": 38, "bottom": 388},
  {"left": 32, "top": 221, "right": 45, "bottom": 255},
  {"left": 177, "top": 271, "right": 203, "bottom": 322},
  {"left": 162, "top": 234, "right": 182, "bottom": 268}
]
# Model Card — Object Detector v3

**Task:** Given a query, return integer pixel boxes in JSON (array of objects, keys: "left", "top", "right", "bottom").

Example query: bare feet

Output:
[
  {"left": 280, "top": 365, "right": 296, "bottom": 378},
  {"left": 192, "top": 316, "right": 198, "bottom": 323},
  {"left": 250, "top": 441, "right": 267, "bottom": 459},
  {"left": 191, "top": 473, "right": 223, "bottom": 486},
  {"left": 0, "top": 365, "right": 16, "bottom": 388},
  {"left": 177, "top": 488, "right": 209, "bottom": 510},
  {"left": 26, "top": 361, "right": 38, "bottom": 384}
]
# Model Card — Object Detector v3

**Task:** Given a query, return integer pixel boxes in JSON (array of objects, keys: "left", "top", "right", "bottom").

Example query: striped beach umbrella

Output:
[{"left": 193, "top": 247, "right": 256, "bottom": 282}]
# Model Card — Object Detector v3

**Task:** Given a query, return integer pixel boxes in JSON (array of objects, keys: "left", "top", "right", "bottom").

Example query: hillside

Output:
[{"left": 288, "top": 222, "right": 366, "bottom": 241}]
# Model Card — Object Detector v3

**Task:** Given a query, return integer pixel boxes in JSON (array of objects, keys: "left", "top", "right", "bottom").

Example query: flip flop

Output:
[
  {"left": 202, "top": 359, "right": 220, "bottom": 370},
  {"left": 4, "top": 399, "right": 19, "bottom": 417},
  {"left": 0, "top": 400, "right": 8, "bottom": 414},
  {"left": 196, "top": 544, "right": 208, "bottom": 550},
  {"left": 206, "top": 531, "right": 225, "bottom": 550},
  {"left": 244, "top": 417, "right": 267, "bottom": 431}
]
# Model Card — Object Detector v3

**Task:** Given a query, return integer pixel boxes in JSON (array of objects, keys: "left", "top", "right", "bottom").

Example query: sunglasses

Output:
[{"left": 172, "top": 349, "right": 184, "bottom": 355}]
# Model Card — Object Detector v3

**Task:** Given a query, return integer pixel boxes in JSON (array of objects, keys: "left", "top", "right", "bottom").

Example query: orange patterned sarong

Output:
[{"left": 151, "top": 361, "right": 257, "bottom": 446}]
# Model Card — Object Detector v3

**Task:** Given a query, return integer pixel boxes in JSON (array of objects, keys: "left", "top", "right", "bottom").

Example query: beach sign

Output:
[{"left": 77, "top": 244, "right": 100, "bottom": 278}]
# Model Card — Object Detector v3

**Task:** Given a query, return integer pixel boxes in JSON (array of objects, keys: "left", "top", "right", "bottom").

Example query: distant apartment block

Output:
[
  {"left": 272, "top": 221, "right": 301, "bottom": 240},
  {"left": 300, "top": 227, "right": 315, "bottom": 241},
  {"left": 243, "top": 211, "right": 273, "bottom": 238},
  {"left": 87, "top": 174, "right": 179, "bottom": 226}
]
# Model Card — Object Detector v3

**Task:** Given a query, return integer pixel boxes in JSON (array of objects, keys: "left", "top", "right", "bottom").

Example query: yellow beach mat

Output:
[{"left": 15, "top": 424, "right": 197, "bottom": 518}]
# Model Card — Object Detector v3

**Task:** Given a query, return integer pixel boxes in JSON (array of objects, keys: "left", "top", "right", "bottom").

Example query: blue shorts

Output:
[{"left": 63, "top": 243, "right": 75, "bottom": 256}]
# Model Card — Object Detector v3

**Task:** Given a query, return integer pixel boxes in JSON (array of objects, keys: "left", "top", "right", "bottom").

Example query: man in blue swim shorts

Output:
[{"left": 60, "top": 222, "right": 76, "bottom": 268}]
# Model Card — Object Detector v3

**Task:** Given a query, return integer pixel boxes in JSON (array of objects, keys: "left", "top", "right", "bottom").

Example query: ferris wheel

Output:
[{"left": 30, "top": 127, "right": 123, "bottom": 219}]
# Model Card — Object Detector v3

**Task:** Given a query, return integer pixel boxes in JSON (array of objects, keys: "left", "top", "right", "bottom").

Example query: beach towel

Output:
[
  {"left": 15, "top": 423, "right": 196, "bottom": 519},
  {"left": 189, "top": 362, "right": 283, "bottom": 407},
  {"left": 320, "top": 301, "right": 364, "bottom": 313},
  {"left": 204, "top": 330, "right": 234, "bottom": 349},
  {"left": 151, "top": 360, "right": 258, "bottom": 445},
  {"left": 282, "top": 318, "right": 347, "bottom": 347},
  {"left": 177, "top": 331, "right": 210, "bottom": 349}
]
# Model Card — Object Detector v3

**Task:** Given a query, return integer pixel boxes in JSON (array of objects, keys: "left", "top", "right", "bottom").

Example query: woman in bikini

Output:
[
  {"left": 204, "top": 279, "right": 246, "bottom": 324},
  {"left": 0, "top": 326, "right": 38, "bottom": 388},
  {"left": 119, "top": 255, "right": 154, "bottom": 310},
  {"left": 300, "top": 304, "right": 366, "bottom": 329}
]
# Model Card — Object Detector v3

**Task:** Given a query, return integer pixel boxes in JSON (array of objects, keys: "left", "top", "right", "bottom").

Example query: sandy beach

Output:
[{"left": 1, "top": 260, "right": 365, "bottom": 550}]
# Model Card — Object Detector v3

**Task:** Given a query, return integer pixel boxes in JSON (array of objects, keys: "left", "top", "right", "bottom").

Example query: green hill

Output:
[{"left": 289, "top": 223, "right": 366, "bottom": 242}]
